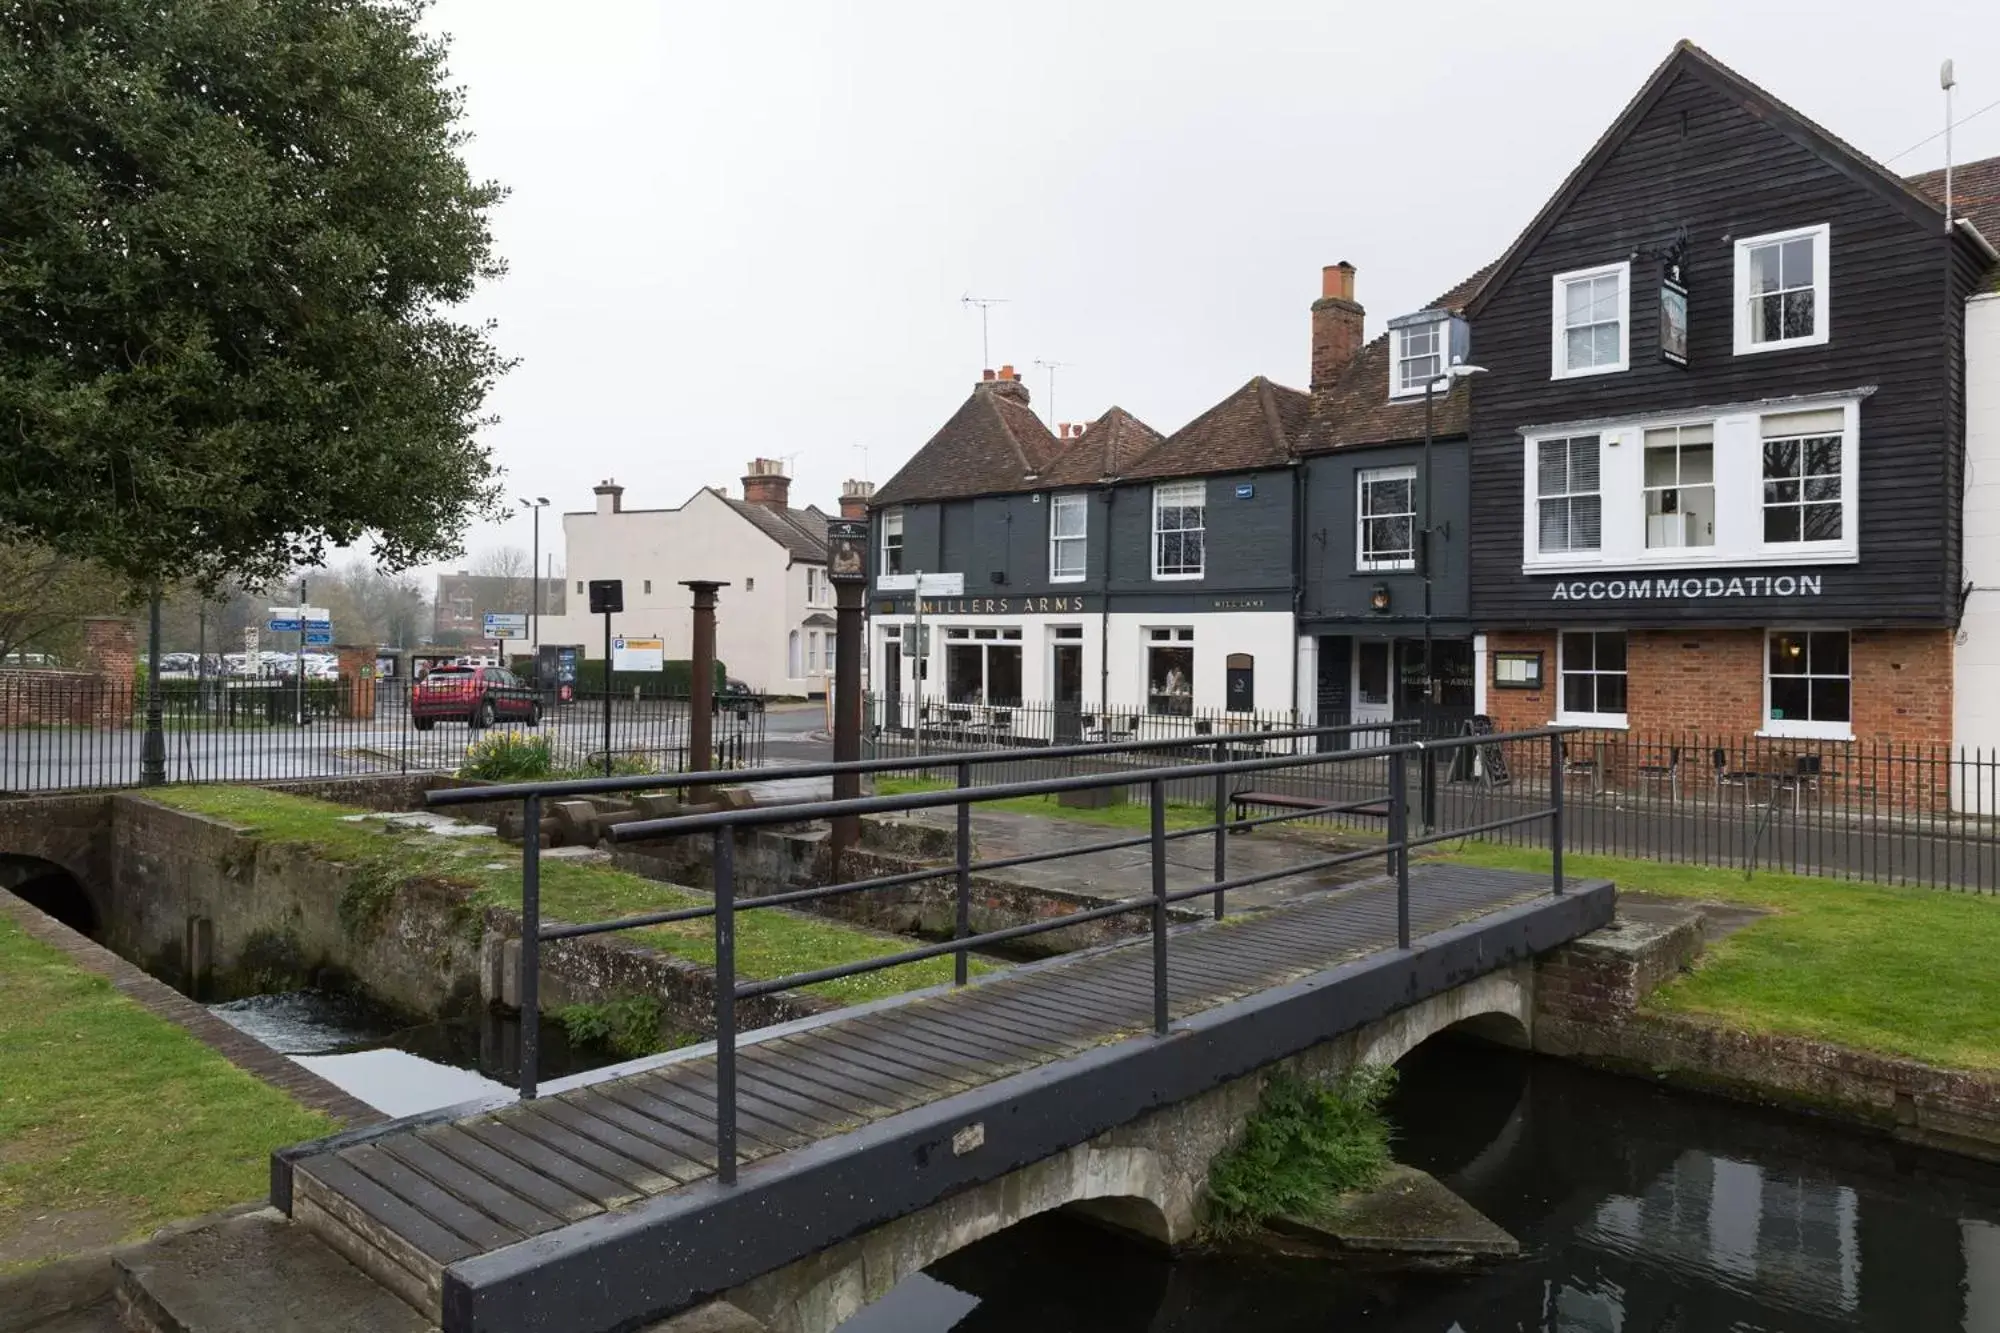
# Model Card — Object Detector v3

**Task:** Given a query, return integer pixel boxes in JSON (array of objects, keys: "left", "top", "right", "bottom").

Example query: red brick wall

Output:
[{"left": 1486, "top": 625, "right": 1951, "bottom": 749}]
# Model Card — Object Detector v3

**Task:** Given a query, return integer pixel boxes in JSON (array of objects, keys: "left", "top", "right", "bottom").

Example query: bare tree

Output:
[
  {"left": 469, "top": 545, "right": 533, "bottom": 617},
  {"left": 0, "top": 543, "right": 132, "bottom": 664}
]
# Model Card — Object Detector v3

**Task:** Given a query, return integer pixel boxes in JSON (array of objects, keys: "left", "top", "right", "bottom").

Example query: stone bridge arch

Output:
[
  {"left": 0, "top": 794, "right": 113, "bottom": 934},
  {"left": 713, "top": 962, "right": 1540, "bottom": 1333}
]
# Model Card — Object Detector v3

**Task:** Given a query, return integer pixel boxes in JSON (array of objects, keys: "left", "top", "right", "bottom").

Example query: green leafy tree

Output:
[{"left": 0, "top": 0, "right": 510, "bottom": 589}]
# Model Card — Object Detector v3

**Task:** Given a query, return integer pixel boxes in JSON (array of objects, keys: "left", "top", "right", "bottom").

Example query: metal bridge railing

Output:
[{"left": 426, "top": 724, "right": 1574, "bottom": 1183}]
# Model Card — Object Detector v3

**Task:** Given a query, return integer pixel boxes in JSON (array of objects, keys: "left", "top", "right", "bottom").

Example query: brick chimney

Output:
[
  {"left": 839, "top": 479, "right": 875, "bottom": 519},
  {"left": 593, "top": 479, "right": 624, "bottom": 515},
  {"left": 1311, "top": 262, "right": 1364, "bottom": 394},
  {"left": 741, "top": 458, "right": 791, "bottom": 510},
  {"left": 977, "top": 364, "right": 1031, "bottom": 405}
]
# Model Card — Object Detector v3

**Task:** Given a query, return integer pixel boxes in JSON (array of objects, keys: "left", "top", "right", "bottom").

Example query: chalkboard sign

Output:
[{"left": 1449, "top": 715, "right": 1512, "bottom": 787}]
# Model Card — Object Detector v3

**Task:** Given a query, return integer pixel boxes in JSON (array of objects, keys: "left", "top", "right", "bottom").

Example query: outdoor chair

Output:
[
  {"left": 1712, "top": 746, "right": 1757, "bottom": 793},
  {"left": 1635, "top": 745, "right": 1682, "bottom": 800}
]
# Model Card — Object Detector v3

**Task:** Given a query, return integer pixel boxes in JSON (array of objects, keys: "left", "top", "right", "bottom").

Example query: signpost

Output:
[
  {"left": 267, "top": 595, "right": 330, "bottom": 722},
  {"left": 484, "top": 612, "right": 529, "bottom": 641},
  {"left": 587, "top": 580, "right": 624, "bottom": 776}
]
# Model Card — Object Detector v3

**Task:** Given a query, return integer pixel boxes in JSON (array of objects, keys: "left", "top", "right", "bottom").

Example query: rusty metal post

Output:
[
  {"left": 681, "top": 581, "right": 728, "bottom": 800},
  {"left": 824, "top": 517, "right": 872, "bottom": 872}
]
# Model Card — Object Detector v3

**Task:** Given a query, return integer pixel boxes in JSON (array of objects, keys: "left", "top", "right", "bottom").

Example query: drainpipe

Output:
[
  {"left": 1291, "top": 459, "right": 1309, "bottom": 718},
  {"left": 1098, "top": 483, "right": 1115, "bottom": 715}
]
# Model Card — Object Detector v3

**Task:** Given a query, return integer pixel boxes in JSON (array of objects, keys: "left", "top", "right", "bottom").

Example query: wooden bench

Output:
[{"left": 1229, "top": 790, "right": 1392, "bottom": 829}]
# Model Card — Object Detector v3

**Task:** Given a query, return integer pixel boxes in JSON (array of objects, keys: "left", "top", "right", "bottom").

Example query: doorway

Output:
[
  {"left": 1352, "top": 640, "right": 1394, "bottom": 745},
  {"left": 883, "top": 642, "right": 903, "bottom": 733},
  {"left": 1052, "top": 641, "right": 1084, "bottom": 742},
  {"left": 1315, "top": 636, "right": 1352, "bottom": 752}
]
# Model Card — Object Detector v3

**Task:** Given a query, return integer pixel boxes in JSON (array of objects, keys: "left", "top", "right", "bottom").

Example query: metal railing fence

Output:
[
  {"left": 425, "top": 722, "right": 1573, "bottom": 1181},
  {"left": 0, "top": 673, "right": 765, "bottom": 792}
]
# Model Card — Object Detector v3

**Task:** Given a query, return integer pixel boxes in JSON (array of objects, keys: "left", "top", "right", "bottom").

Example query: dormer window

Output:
[
  {"left": 1390, "top": 321, "right": 1444, "bottom": 398},
  {"left": 1550, "top": 261, "right": 1630, "bottom": 379}
]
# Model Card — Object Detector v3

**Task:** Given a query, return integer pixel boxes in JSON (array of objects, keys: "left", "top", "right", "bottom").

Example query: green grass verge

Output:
[
  {"left": 873, "top": 775, "right": 1215, "bottom": 832},
  {"left": 0, "top": 915, "right": 334, "bottom": 1271},
  {"left": 1441, "top": 842, "right": 2000, "bottom": 1071},
  {"left": 143, "top": 785, "right": 984, "bottom": 1004},
  {"left": 1203, "top": 1068, "right": 1396, "bottom": 1238}
]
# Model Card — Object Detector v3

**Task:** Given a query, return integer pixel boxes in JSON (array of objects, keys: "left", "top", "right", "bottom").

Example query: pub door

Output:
[{"left": 1052, "top": 643, "right": 1084, "bottom": 742}]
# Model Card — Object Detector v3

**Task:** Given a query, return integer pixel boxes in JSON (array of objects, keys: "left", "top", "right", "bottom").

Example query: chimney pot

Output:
[
  {"left": 999, "top": 363, "right": 1015, "bottom": 380},
  {"left": 982, "top": 368, "right": 996, "bottom": 381}
]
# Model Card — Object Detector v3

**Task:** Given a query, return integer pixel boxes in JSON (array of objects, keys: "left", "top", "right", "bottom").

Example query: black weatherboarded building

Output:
[{"left": 1467, "top": 42, "right": 1996, "bottom": 747}]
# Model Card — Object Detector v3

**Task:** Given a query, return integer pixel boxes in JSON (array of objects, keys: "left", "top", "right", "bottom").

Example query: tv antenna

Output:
[
  {"left": 851, "top": 442, "right": 871, "bottom": 482},
  {"left": 1943, "top": 58, "right": 1957, "bottom": 232},
  {"left": 961, "top": 294, "right": 1008, "bottom": 369},
  {"left": 1034, "top": 358, "right": 1074, "bottom": 428}
]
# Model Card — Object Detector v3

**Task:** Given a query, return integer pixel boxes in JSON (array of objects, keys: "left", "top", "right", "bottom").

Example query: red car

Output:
[{"left": 410, "top": 666, "right": 541, "bottom": 730}]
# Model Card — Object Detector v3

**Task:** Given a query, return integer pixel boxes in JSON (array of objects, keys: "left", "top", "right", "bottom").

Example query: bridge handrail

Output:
[
  {"left": 421, "top": 717, "right": 1423, "bottom": 807},
  {"left": 483, "top": 723, "right": 1576, "bottom": 1185}
]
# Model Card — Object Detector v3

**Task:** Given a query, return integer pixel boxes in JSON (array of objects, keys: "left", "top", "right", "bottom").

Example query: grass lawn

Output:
[
  {"left": 0, "top": 915, "right": 334, "bottom": 1272},
  {"left": 144, "top": 786, "right": 982, "bottom": 1004},
  {"left": 1442, "top": 843, "right": 2000, "bottom": 1071},
  {"left": 873, "top": 774, "right": 1216, "bottom": 833}
]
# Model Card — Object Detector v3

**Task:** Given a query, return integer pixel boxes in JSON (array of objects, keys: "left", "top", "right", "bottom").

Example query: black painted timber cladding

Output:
[
  {"left": 1467, "top": 64, "right": 1986, "bottom": 628},
  {"left": 870, "top": 471, "right": 1295, "bottom": 607},
  {"left": 1300, "top": 443, "right": 1470, "bottom": 625}
]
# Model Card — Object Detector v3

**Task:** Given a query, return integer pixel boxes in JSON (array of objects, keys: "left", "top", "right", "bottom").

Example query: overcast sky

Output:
[{"left": 422, "top": 0, "right": 2000, "bottom": 577}]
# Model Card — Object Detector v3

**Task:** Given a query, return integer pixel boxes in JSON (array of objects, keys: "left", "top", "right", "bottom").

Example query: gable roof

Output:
[
  {"left": 1113, "top": 376, "right": 1309, "bottom": 481},
  {"left": 1038, "top": 407, "right": 1164, "bottom": 486},
  {"left": 1905, "top": 153, "right": 2000, "bottom": 292},
  {"left": 1464, "top": 41, "right": 1964, "bottom": 322},
  {"left": 719, "top": 494, "right": 828, "bottom": 562},
  {"left": 1296, "top": 264, "right": 1495, "bottom": 455},
  {"left": 872, "top": 381, "right": 1061, "bottom": 506}
]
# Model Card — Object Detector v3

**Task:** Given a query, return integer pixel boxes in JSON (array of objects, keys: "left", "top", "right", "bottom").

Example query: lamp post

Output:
[
  {"left": 520, "top": 497, "right": 549, "bottom": 663},
  {"left": 140, "top": 589, "right": 166, "bottom": 786},
  {"left": 824, "top": 519, "right": 870, "bottom": 869},
  {"left": 1420, "top": 360, "right": 1486, "bottom": 732}
]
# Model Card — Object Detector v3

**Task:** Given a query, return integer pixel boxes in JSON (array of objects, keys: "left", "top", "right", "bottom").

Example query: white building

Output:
[{"left": 539, "top": 462, "right": 863, "bottom": 696}]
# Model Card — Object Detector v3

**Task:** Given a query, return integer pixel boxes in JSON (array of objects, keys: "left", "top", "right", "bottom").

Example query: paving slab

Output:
[{"left": 112, "top": 1209, "right": 431, "bottom": 1333}]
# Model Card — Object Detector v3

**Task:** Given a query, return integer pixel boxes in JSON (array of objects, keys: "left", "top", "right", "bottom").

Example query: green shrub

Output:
[
  {"left": 554, "top": 995, "right": 672, "bottom": 1058},
  {"left": 544, "top": 659, "right": 727, "bottom": 695},
  {"left": 458, "top": 728, "right": 556, "bottom": 781},
  {"left": 1203, "top": 1066, "right": 1396, "bottom": 1237}
]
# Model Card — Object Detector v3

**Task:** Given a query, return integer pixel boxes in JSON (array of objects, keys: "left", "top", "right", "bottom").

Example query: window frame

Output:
[
  {"left": 1550, "top": 261, "right": 1631, "bottom": 380},
  {"left": 1355, "top": 466, "right": 1418, "bottom": 571},
  {"left": 1151, "top": 481, "right": 1207, "bottom": 581},
  {"left": 1762, "top": 627, "right": 1853, "bottom": 740},
  {"left": 1641, "top": 423, "right": 1717, "bottom": 552},
  {"left": 880, "top": 508, "right": 905, "bottom": 576},
  {"left": 1734, "top": 223, "right": 1831, "bottom": 356},
  {"left": 1556, "top": 629, "right": 1630, "bottom": 729},
  {"left": 1144, "top": 626, "right": 1196, "bottom": 716},
  {"left": 1389, "top": 320, "right": 1447, "bottom": 400},
  {"left": 1048, "top": 492, "right": 1088, "bottom": 583},
  {"left": 1528, "top": 434, "right": 1604, "bottom": 557}
]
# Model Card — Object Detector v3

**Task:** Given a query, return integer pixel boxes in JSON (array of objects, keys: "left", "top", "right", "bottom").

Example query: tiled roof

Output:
[
  {"left": 721, "top": 496, "right": 828, "bottom": 562},
  {"left": 1296, "top": 264, "right": 1494, "bottom": 455},
  {"left": 1906, "top": 154, "right": 2000, "bottom": 292},
  {"left": 1038, "top": 407, "right": 1164, "bottom": 486},
  {"left": 871, "top": 381, "right": 1060, "bottom": 506},
  {"left": 1120, "top": 377, "right": 1310, "bottom": 480}
]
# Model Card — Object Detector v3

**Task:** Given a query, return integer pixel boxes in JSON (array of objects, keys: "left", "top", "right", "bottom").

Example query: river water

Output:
[
  {"left": 207, "top": 989, "right": 616, "bottom": 1118},
  {"left": 836, "top": 1039, "right": 2000, "bottom": 1332}
]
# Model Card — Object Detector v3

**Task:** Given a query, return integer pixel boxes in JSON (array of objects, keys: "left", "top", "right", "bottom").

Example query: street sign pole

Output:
[
  {"left": 295, "top": 578, "right": 306, "bottom": 725},
  {"left": 602, "top": 612, "right": 612, "bottom": 776},
  {"left": 912, "top": 571, "right": 925, "bottom": 758}
]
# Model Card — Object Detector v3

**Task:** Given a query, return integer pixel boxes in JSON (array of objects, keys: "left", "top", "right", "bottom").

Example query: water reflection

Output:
[
  {"left": 834, "top": 1039, "right": 2000, "bottom": 1331},
  {"left": 209, "top": 989, "right": 617, "bottom": 1117}
]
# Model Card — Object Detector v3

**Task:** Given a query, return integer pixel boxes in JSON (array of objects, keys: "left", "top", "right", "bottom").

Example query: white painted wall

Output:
[
  {"left": 538, "top": 488, "right": 827, "bottom": 695},
  {"left": 1955, "top": 292, "right": 2000, "bottom": 811}
]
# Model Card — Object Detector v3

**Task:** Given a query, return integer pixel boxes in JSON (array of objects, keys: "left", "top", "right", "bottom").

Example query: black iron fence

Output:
[
  {"left": 0, "top": 672, "right": 765, "bottom": 793},
  {"left": 425, "top": 722, "right": 1572, "bottom": 1153}
]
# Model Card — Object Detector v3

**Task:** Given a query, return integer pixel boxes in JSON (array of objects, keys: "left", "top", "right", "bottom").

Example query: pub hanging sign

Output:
[{"left": 1658, "top": 243, "right": 1689, "bottom": 368}]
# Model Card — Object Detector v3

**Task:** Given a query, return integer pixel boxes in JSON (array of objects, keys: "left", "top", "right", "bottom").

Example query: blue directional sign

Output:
[
  {"left": 267, "top": 617, "right": 302, "bottom": 633},
  {"left": 304, "top": 630, "right": 333, "bottom": 646},
  {"left": 304, "top": 618, "right": 332, "bottom": 632}
]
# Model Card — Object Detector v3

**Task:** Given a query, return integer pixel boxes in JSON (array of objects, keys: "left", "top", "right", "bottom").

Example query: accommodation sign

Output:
[{"left": 1549, "top": 573, "right": 1823, "bottom": 602}]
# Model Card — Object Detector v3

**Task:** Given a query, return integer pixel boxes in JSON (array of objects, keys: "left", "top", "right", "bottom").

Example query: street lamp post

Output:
[
  {"left": 140, "top": 589, "right": 166, "bottom": 786},
  {"left": 1420, "top": 360, "right": 1487, "bottom": 733},
  {"left": 521, "top": 496, "right": 549, "bottom": 667}
]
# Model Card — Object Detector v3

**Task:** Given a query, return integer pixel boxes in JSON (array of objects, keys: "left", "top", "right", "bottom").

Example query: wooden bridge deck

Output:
[{"left": 275, "top": 863, "right": 1613, "bottom": 1330}]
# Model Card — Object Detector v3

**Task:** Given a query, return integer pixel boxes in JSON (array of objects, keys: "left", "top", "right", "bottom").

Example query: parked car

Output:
[
  {"left": 410, "top": 666, "right": 540, "bottom": 730},
  {"left": 712, "top": 678, "right": 764, "bottom": 718}
]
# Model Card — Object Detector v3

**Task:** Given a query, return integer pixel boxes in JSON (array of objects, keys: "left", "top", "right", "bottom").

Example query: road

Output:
[{"left": 0, "top": 700, "right": 826, "bottom": 795}]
